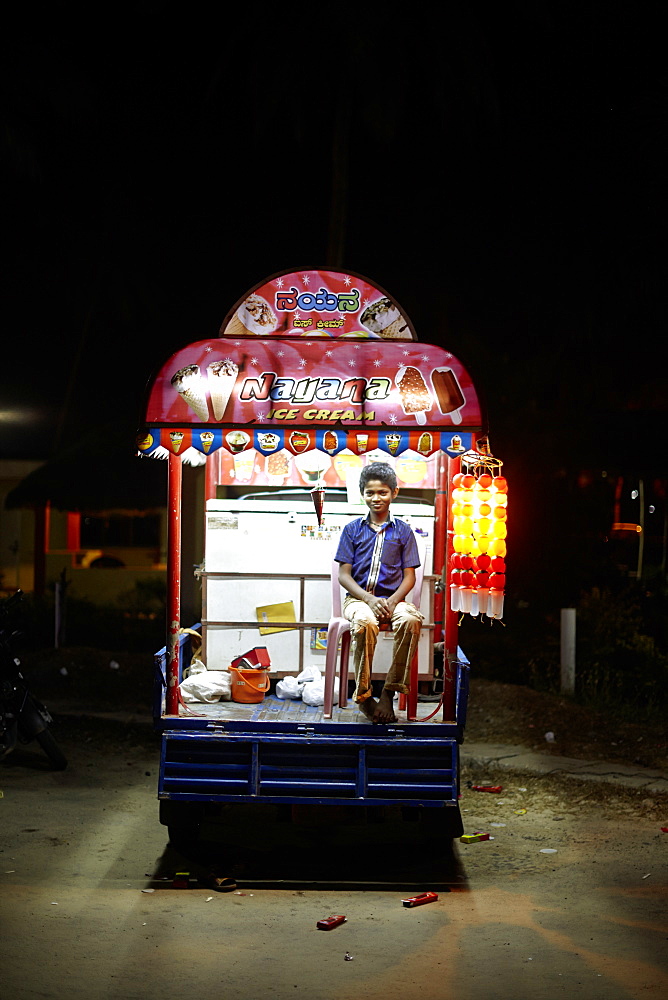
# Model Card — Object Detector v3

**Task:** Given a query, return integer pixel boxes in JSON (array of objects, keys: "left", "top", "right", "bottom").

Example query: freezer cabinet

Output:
[{"left": 201, "top": 499, "right": 435, "bottom": 678}]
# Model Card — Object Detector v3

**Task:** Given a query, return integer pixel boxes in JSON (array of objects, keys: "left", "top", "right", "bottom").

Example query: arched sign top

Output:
[{"left": 219, "top": 268, "right": 417, "bottom": 341}]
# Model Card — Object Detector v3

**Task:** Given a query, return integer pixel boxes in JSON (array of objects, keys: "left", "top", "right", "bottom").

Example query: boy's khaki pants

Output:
[{"left": 342, "top": 595, "right": 423, "bottom": 704}]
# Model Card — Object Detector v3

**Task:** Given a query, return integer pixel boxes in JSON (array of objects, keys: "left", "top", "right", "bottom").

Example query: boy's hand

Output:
[
  {"left": 366, "top": 594, "right": 390, "bottom": 619},
  {"left": 386, "top": 594, "right": 401, "bottom": 616}
]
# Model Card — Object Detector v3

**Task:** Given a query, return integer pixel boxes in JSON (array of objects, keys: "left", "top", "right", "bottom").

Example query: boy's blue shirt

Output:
[{"left": 334, "top": 512, "right": 420, "bottom": 597}]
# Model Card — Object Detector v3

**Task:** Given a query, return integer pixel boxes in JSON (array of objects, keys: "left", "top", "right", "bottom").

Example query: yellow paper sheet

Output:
[{"left": 256, "top": 601, "right": 297, "bottom": 635}]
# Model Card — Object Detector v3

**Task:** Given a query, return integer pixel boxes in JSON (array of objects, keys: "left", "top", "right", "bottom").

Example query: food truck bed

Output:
[{"left": 154, "top": 636, "right": 469, "bottom": 819}]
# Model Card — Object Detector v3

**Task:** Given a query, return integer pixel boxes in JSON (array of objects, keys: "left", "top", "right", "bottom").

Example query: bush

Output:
[
  {"left": 574, "top": 585, "right": 668, "bottom": 714},
  {"left": 460, "top": 584, "right": 668, "bottom": 716}
]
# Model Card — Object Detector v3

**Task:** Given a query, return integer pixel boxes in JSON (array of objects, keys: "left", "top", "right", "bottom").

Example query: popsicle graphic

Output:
[
  {"left": 207, "top": 359, "right": 239, "bottom": 420},
  {"left": 430, "top": 367, "right": 465, "bottom": 424},
  {"left": 171, "top": 364, "right": 210, "bottom": 421},
  {"left": 395, "top": 366, "right": 433, "bottom": 425}
]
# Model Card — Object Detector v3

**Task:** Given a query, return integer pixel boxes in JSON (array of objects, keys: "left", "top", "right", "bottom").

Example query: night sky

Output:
[{"left": 2, "top": 7, "right": 666, "bottom": 496}]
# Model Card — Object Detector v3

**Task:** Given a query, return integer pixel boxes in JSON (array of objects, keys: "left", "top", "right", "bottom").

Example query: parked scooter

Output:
[{"left": 0, "top": 590, "right": 67, "bottom": 770}]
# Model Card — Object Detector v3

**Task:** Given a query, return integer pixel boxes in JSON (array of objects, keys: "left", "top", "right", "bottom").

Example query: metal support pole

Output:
[
  {"left": 442, "top": 453, "right": 461, "bottom": 722},
  {"left": 166, "top": 452, "right": 183, "bottom": 716},
  {"left": 560, "top": 608, "right": 576, "bottom": 695},
  {"left": 636, "top": 478, "right": 645, "bottom": 581}
]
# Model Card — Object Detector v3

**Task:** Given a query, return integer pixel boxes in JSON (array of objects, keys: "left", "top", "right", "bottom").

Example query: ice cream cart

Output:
[{"left": 139, "top": 268, "right": 507, "bottom": 840}]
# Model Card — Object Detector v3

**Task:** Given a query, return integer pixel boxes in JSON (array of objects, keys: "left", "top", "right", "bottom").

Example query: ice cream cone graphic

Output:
[
  {"left": 360, "top": 297, "right": 411, "bottom": 340},
  {"left": 207, "top": 359, "right": 238, "bottom": 420},
  {"left": 223, "top": 294, "right": 277, "bottom": 337},
  {"left": 169, "top": 431, "right": 185, "bottom": 453},
  {"left": 311, "top": 486, "right": 326, "bottom": 526},
  {"left": 385, "top": 433, "right": 401, "bottom": 455},
  {"left": 171, "top": 364, "right": 210, "bottom": 421},
  {"left": 199, "top": 431, "right": 215, "bottom": 453}
]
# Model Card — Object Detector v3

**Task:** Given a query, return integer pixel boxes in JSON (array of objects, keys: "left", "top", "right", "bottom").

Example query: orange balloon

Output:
[
  {"left": 493, "top": 476, "right": 508, "bottom": 493},
  {"left": 494, "top": 506, "right": 507, "bottom": 520}
]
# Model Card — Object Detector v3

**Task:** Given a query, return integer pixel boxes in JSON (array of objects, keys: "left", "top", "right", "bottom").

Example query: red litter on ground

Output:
[
  {"left": 470, "top": 785, "right": 503, "bottom": 793},
  {"left": 401, "top": 892, "right": 439, "bottom": 907},
  {"left": 460, "top": 832, "right": 491, "bottom": 844},
  {"left": 317, "top": 915, "right": 347, "bottom": 930}
]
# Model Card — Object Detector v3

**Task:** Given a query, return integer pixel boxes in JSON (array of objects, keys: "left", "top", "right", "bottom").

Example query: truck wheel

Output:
[{"left": 159, "top": 800, "right": 203, "bottom": 848}]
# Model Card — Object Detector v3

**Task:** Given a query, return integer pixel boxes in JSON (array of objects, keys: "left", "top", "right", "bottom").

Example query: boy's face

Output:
[{"left": 362, "top": 478, "right": 398, "bottom": 520}]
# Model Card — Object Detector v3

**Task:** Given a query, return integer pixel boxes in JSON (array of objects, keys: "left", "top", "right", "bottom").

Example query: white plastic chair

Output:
[{"left": 323, "top": 535, "right": 426, "bottom": 720}]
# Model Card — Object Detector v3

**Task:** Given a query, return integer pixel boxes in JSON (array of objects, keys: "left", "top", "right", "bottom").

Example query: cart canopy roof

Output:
[{"left": 137, "top": 269, "right": 483, "bottom": 473}]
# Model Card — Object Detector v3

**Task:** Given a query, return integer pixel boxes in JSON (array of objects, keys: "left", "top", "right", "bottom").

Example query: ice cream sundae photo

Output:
[
  {"left": 257, "top": 432, "right": 280, "bottom": 452},
  {"left": 295, "top": 449, "right": 330, "bottom": 484},
  {"left": 225, "top": 430, "right": 250, "bottom": 453}
]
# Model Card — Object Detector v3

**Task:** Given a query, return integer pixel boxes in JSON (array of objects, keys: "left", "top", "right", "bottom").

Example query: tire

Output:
[
  {"left": 160, "top": 800, "right": 203, "bottom": 849},
  {"left": 35, "top": 728, "right": 68, "bottom": 770}
]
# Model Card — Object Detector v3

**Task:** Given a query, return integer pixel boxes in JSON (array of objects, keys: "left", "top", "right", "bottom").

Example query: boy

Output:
[{"left": 334, "top": 462, "right": 423, "bottom": 724}]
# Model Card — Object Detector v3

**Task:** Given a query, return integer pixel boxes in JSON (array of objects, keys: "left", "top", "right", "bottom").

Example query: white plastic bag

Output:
[
  {"left": 183, "top": 657, "right": 206, "bottom": 679},
  {"left": 275, "top": 675, "right": 302, "bottom": 700},
  {"left": 298, "top": 665, "right": 325, "bottom": 706},
  {"left": 296, "top": 665, "right": 321, "bottom": 685},
  {"left": 180, "top": 669, "right": 232, "bottom": 703}
]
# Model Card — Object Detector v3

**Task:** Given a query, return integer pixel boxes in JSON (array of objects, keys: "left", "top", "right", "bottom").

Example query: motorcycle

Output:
[{"left": 0, "top": 590, "right": 67, "bottom": 770}]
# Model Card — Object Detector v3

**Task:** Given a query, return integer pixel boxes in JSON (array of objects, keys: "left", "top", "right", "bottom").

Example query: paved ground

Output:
[{"left": 2, "top": 708, "right": 667, "bottom": 1000}]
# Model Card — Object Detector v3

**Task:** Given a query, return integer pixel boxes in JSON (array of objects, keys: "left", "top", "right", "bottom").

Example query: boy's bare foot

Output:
[
  {"left": 358, "top": 691, "right": 397, "bottom": 724},
  {"left": 374, "top": 689, "right": 397, "bottom": 724},
  {"left": 359, "top": 697, "right": 378, "bottom": 722}
]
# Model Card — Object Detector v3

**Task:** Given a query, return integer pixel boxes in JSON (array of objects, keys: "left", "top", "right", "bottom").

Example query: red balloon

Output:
[
  {"left": 460, "top": 570, "right": 474, "bottom": 586},
  {"left": 462, "top": 474, "right": 476, "bottom": 489},
  {"left": 491, "top": 557, "right": 506, "bottom": 573},
  {"left": 489, "top": 573, "right": 506, "bottom": 590},
  {"left": 450, "top": 569, "right": 461, "bottom": 584},
  {"left": 476, "top": 554, "right": 491, "bottom": 570},
  {"left": 476, "top": 571, "right": 490, "bottom": 587},
  {"left": 460, "top": 555, "right": 473, "bottom": 570}
]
